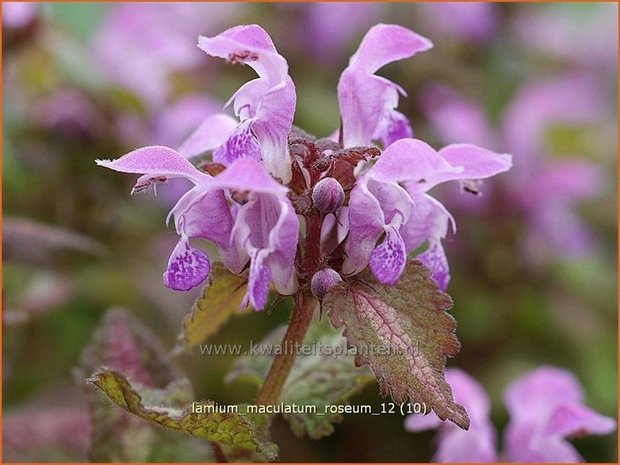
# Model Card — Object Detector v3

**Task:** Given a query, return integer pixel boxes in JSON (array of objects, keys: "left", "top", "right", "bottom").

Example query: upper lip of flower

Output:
[
  {"left": 176, "top": 24, "right": 297, "bottom": 184},
  {"left": 337, "top": 23, "right": 433, "bottom": 148}
]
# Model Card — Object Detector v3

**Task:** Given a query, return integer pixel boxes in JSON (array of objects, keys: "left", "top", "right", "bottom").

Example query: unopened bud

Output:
[
  {"left": 312, "top": 177, "right": 345, "bottom": 213},
  {"left": 311, "top": 268, "right": 343, "bottom": 300}
]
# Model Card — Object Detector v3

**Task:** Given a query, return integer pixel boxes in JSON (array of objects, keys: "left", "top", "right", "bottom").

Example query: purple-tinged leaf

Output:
[{"left": 323, "top": 261, "right": 469, "bottom": 429}]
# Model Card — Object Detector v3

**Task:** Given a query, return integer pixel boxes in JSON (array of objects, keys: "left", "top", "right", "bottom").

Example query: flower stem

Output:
[{"left": 254, "top": 293, "right": 315, "bottom": 405}]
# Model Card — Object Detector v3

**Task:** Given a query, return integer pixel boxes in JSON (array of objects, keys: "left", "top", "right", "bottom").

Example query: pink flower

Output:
[{"left": 406, "top": 366, "right": 616, "bottom": 462}]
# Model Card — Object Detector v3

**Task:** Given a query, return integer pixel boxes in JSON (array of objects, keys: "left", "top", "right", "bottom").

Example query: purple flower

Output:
[
  {"left": 96, "top": 146, "right": 298, "bottom": 310},
  {"left": 405, "top": 369, "right": 497, "bottom": 462},
  {"left": 504, "top": 366, "right": 616, "bottom": 462},
  {"left": 337, "top": 24, "right": 432, "bottom": 148},
  {"left": 343, "top": 138, "right": 511, "bottom": 289},
  {"left": 333, "top": 24, "right": 511, "bottom": 290},
  {"left": 180, "top": 24, "right": 297, "bottom": 184},
  {"left": 99, "top": 22, "right": 510, "bottom": 304},
  {"left": 406, "top": 366, "right": 616, "bottom": 463}
]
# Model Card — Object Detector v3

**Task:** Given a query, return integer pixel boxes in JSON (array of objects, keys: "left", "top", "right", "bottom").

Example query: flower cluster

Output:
[
  {"left": 405, "top": 366, "right": 616, "bottom": 462},
  {"left": 98, "top": 23, "right": 511, "bottom": 309}
]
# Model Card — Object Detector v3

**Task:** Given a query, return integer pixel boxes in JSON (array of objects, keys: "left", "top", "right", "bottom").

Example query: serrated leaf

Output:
[
  {"left": 172, "top": 263, "right": 251, "bottom": 355},
  {"left": 88, "top": 369, "right": 277, "bottom": 461},
  {"left": 323, "top": 260, "right": 470, "bottom": 430},
  {"left": 227, "top": 318, "right": 374, "bottom": 439}
]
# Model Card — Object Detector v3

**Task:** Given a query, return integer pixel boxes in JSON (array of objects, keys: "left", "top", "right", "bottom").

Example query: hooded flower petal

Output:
[
  {"left": 338, "top": 24, "right": 432, "bottom": 147},
  {"left": 199, "top": 25, "right": 296, "bottom": 182},
  {"left": 98, "top": 145, "right": 241, "bottom": 290},
  {"left": 371, "top": 138, "right": 461, "bottom": 184},
  {"left": 163, "top": 236, "right": 211, "bottom": 291}
]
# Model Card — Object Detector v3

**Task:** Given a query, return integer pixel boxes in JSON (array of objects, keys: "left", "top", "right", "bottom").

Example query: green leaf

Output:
[
  {"left": 172, "top": 264, "right": 251, "bottom": 355},
  {"left": 88, "top": 369, "right": 277, "bottom": 461},
  {"left": 227, "top": 318, "right": 374, "bottom": 439},
  {"left": 323, "top": 261, "right": 470, "bottom": 430}
]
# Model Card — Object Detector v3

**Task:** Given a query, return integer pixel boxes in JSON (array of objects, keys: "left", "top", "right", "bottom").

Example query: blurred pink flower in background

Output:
[
  {"left": 91, "top": 2, "right": 240, "bottom": 106},
  {"left": 2, "top": 1, "right": 38, "bottom": 29},
  {"left": 513, "top": 3, "right": 618, "bottom": 71},
  {"left": 418, "top": 2, "right": 499, "bottom": 44},
  {"left": 302, "top": 2, "right": 383, "bottom": 63},
  {"left": 420, "top": 73, "right": 609, "bottom": 264},
  {"left": 405, "top": 369, "right": 497, "bottom": 462},
  {"left": 406, "top": 366, "right": 616, "bottom": 462}
]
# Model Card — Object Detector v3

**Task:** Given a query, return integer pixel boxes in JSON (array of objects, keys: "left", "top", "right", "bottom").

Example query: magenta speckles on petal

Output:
[
  {"left": 417, "top": 241, "right": 450, "bottom": 291},
  {"left": 369, "top": 225, "right": 407, "bottom": 286},
  {"left": 163, "top": 238, "right": 211, "bottom": 291},
  {"left": 213, "top": 122, "right": 262, "bottom": 166}
]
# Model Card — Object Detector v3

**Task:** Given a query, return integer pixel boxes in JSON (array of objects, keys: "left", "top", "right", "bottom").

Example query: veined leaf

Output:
[
  {"left": 88, "top": 369, "right": 278, "bottom": 461},
  {"left": 323, "top": 261, "right": 470, "bottom": 430},
  {"left": 172, "top": 263, "right": 251, "bottom": 355}
]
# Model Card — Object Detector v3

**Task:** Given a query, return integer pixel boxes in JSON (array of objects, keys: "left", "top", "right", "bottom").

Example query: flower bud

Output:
[
  {"left": 311, "top": 177, "right": 345, "bottom": 213},
  {"left": 311, "top": 268, "right": 343, "bottom": 300}
]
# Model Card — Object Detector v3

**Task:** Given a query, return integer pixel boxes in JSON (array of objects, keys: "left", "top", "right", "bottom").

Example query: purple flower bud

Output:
[
  {"left": 310, "top": 268, "right": 343, "bottom": 300},
  {"left": 312, "top": 177, "right": 345, "bottom": 213}
]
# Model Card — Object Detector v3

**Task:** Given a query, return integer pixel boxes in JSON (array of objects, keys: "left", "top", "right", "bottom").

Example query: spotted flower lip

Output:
[
  {"left": 343, "top": 138, "right": 512, "bottom": 289},
  {"left": 96, "top": 146, "right": 298, "bottom": 310},
  {"left": 337, "top": 23, "right": 432, "bottom": 148},
  {"left": 178, "top": 24, "right": 296, "bottom": 184}
]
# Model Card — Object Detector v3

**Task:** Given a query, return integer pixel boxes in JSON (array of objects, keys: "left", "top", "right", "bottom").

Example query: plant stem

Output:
[
  {"left": 211, "top": 443, "right": 227, "bottom": 463},
  {"left": 254, "top": 293, "right": 315, "bottom": 405},
  {"left": 303, "top": 214, "right": 323, "bottom": 275}
]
